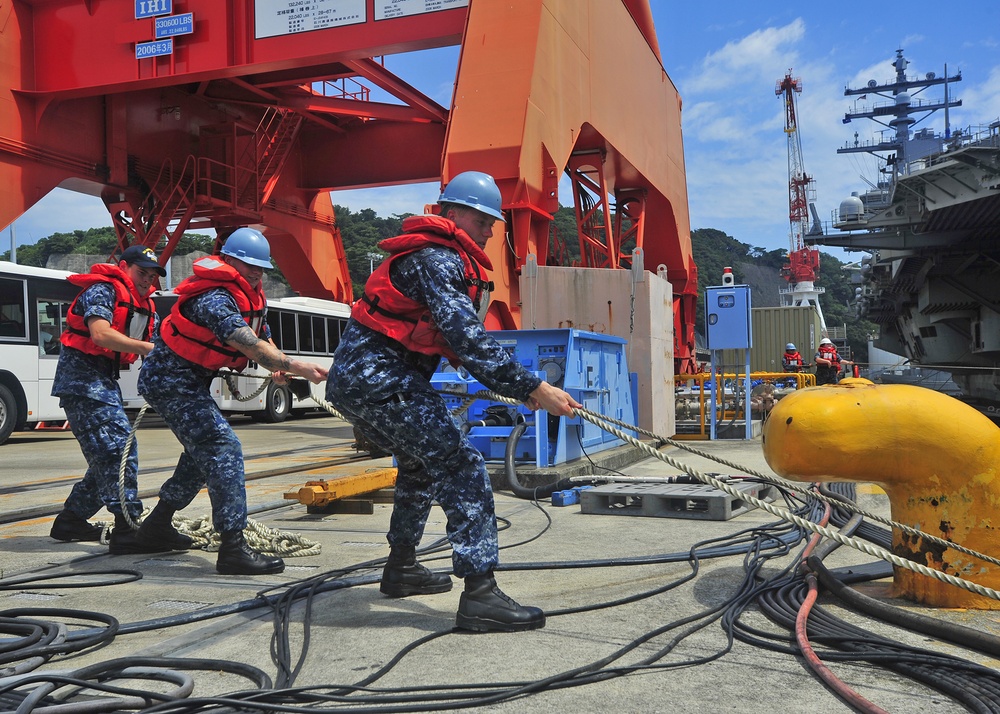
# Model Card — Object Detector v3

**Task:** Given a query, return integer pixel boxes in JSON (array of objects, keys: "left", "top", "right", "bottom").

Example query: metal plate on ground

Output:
[{"left": 580, "top": 481, "right": 775, "bottom": 521}]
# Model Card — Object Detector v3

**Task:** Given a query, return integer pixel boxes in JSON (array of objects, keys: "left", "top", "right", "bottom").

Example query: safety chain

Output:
[
  {"left": 475, "top": 389, "right": 1000, "bottom": 602},
  {"left": 220, "top": 370, "right": 271, "bottom": 402}
]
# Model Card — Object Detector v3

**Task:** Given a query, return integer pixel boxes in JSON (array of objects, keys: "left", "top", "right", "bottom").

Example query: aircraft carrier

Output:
[{"left": 808, "top": 49, "right": 1000, "bottom": 413}]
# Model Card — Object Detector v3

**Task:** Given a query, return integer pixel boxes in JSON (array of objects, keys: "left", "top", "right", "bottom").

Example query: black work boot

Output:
[
  {"left": 50, "top": 509, "right": 103, "bottom": 542},
  {"left": 380, "top": 545, "right": 453, "bottom": 597},
  {"left": 456, "top": 572, "right": 545, "bottom": 632},
  {"left": 109, "top": 513, "right": 174, "bottom": 555},
  {"left": 135, "top": 502, "right": 194, "bottom": 551},
  {"left": 216, "top": 530, "right": 284, "bottom": 575}
]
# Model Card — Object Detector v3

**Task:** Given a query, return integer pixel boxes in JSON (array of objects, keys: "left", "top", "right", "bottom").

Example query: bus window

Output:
[
  {"left": 327, "top": 316, "right": 341, "bottom": 352},
  {"left": 296, "top": 313, "right": 313, "bottom": 353},
  {"left": 278, "top": 310, "right": 296, "bottom": 352},
  {"left": 266, "top": 310, "right": 281, "bottom": 347},
  {"left": 37, "top": 300, "right": 69, "bottom": 356},
  {"left": 0, "top": 276, "right": 27, "bottom": 339},
  {"left": 311, "top": 315, "right": 327, "bottom": 354}
]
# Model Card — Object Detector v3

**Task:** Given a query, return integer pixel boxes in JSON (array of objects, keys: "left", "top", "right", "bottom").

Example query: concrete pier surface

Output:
[{"left": 0, "top": 413, "right": 997, "bottom": 713}]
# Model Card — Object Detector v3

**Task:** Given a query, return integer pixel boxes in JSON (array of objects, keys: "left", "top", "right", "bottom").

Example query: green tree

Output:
[
  {"left": 334, "top": 205, "right": 407, "bottom": 297},
  {"left": 3, "top": 228, "right": 116, "bottom": 266},
  {"left": 4, "top": 205, "right": 877, "bottom": 364}
]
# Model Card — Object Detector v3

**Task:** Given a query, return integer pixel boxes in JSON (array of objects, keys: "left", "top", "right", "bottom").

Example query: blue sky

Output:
[{"left": 7, "top": 2, "right": 1000, "bottom": 262}]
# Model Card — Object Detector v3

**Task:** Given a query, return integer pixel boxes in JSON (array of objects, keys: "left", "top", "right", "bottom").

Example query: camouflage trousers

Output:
[
  {"left": 59, "top": 394, "right": 142, "bottom": 519},
  {"left": 141, "top": 388, "right": 248, "bottom": 534},
  {"left": 327, "top": 382, "right": 499, "bottom": 579}
]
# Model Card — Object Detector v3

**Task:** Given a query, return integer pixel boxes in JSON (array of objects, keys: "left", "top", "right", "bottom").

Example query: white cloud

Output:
[
  {"left": 688, "top": 19, "right": 806, "bottom": 95},
  {"left": 11, "top": 190, "right": 114, "bottom": 248}
]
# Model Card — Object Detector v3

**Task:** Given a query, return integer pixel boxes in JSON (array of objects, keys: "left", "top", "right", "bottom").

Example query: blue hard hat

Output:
[
  {"left": 220, "top": 228, "right": 272, "bottom": 268},
  {"left": 786, "top": 343, "right": 796, "bottom": 351},
  {"left": 438, "top": 171, "right": 505, "bottom": 221}
]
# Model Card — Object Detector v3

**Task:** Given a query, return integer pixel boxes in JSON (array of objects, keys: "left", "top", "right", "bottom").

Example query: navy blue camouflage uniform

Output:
[
  {"left": 138, "top": 289, "right": 271, "bottom": 534},
  {"left": 326, "top": 246, "right": 541, "bottom": 579},
  {"left": 52, "top": 283, "right": 156, "bottom": 520}
]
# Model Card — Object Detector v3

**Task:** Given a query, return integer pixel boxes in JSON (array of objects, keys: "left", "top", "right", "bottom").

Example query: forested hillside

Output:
[
  {"left": 690, "top": 228, "right": 875, "bottom": 360},
  {"left": 2, "top": 208, "right": 874, "bottom": 360}
]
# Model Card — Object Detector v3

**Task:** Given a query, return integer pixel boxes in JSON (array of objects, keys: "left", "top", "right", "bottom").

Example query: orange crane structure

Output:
[
  {"left": 0, "top": 0, "right": 697, "bottom": 373},
  {"left": 775, "top": 70, "right": 825, "bottom": 327}
]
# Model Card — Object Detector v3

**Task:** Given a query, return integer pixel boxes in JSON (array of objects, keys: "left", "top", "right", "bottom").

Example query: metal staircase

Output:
[{"left": 105, "top": 108, "right": 304, "bottom": 264}]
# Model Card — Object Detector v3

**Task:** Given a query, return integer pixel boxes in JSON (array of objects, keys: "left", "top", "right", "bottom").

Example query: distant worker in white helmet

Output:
[
  {"left": 814, "top": 337, "right": 852, "bottom": 385},
  {"left": 325, "top": 170, "right": 581, "bottom": 633}
]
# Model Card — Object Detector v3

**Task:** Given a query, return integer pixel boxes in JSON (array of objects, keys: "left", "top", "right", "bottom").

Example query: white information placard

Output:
[
  {"left": 374, "top": 0, "right": 469, "bottom": 21},
  {"left": 255, "top": 0, "right": 366, "bottom": 39}
]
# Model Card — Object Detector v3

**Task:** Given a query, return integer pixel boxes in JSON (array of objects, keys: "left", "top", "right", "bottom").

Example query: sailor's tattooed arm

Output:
[{"left": 225, "top": 325, "right": 291, "bottom": 372}]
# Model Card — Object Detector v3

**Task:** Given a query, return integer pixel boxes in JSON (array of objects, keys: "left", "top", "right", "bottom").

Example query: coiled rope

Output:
[{"left": 114, "top": 376, "right": 325, "bottom": 557}]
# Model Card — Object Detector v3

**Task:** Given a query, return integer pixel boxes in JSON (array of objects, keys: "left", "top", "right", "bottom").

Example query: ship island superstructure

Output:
[{"left": 807, "top": 49, "right": 1000, "bottom": 411}]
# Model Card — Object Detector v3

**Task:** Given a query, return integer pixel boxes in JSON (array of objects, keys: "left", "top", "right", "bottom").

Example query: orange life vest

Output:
[
  {"left": 352, "top": 214, "right": 494, "bottom": 361},
  {"left": 818, "top": 343, "right": 841, "bottom": 369},
  {"left": 782, "top": 350, "right": 804, "bottom": 372},
  {"left": 160, "top": 256, "right": 267, "bottom": 371},
  {"left": 61, "top": 263, "right": 156, "bottom": 367}
]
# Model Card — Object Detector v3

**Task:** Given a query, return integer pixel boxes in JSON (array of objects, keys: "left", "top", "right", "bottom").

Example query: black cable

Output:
[
  {"left": 18, "top": 469, "right": 997, "bottom": 712},
  {"left": 0, "top": 609, "right": 119, "bottom": 661},
  {"left": 732, "top": 485, "right": 1000, "bottom": 713},
  {"left": 810, "top": 554, "right": 1000, "bottom": 659},
  {"left": 0, "top": 570, "right": 141, "bottom": 591},
  {"left": 1, "top": 657, "right": 272, "bottom": 713},
  {"left": 136, "top": 513, "right": 821, "bottom": 713},
  {"left": 502, "top": 422, "right": 574, "bottom": 499}
]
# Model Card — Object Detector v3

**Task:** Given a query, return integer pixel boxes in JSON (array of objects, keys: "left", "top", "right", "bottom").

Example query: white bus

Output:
[
  {"left": 0, "top": 260, "right": 80, "bottom": 444},
  {"left": 0, "top": 259, "right": 350, "bottom": 444},
  {"left": 120, "top": 292, "right": 350, "bottom": 423}
]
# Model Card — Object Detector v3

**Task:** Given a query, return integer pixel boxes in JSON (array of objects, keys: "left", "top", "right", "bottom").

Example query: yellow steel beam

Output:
[{"left": 284, "top": 469, "right": 397, "bottom": 507}]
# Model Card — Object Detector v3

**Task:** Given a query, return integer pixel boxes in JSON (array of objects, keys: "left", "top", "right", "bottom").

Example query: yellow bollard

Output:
[{"left": 762, "top": 378, "right": 1000, "bottom": 609}]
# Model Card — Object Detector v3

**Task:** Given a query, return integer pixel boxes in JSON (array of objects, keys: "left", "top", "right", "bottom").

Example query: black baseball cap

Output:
[{"left": 119, "top": 245, "right": 166, "bottom": 276}]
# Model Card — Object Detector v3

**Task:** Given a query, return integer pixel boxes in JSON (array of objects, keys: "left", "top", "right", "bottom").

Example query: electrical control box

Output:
[
  {"left": 705, "top": 285, "right": 752, "bottom": 350},
  {"left": 431, "top": 329, "right": 638, "bottom": 467}
]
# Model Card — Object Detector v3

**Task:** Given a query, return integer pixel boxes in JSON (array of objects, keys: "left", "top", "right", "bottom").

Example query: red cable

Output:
[{"left": 796, "top": 496, "right": 890, "bottom": 714}]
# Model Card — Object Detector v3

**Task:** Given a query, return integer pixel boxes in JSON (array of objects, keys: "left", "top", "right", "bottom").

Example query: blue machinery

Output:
[
  {"left": 432, "top": 329, "right": 638, "bottom": 468},
  {"left": 704, "top": 269, "right": 753, "bottom": 440}
]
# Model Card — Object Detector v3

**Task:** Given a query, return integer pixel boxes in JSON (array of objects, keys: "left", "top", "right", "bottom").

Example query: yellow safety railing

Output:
[{"left": 673, "top": 371, "right": 816, "bottom": 440}]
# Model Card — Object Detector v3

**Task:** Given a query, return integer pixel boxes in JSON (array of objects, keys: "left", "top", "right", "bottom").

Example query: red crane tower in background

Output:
[{"left": 775, "top": 70, "right": 826, "bottom": 327}]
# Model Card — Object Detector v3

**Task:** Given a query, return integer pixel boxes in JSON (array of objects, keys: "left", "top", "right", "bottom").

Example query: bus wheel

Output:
[
  {"left": 258, "top": 382, "right": 291, "bottom": 423},
  {"left": 0, "top": 384, "right": 17, "bottom": 445}
]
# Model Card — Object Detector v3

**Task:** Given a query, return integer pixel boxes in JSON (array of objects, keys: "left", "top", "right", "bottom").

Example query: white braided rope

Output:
[
  {"left": 655, "top": 436, "right": 1000, "bottom": 570},
  {"left": 163, "top": 514, "right": 322, "bottom": 557},
  {"left": 114, "top": 381, "right": 325, "bottom": 557},
  {"left": 485, "top": 390, "right": 1000, "bottom": 570},
  {"left": 476, "top": 390, "right": 1000, "bottom": 602},
  {"left": 303, "top": 388, "right": 349, "bottom": 422},
  {"left": 118, "top": 404, "right": 149, "bottom": 531},
  {"left": 448, "top": 392, "right": 484, "bottom": 416}
]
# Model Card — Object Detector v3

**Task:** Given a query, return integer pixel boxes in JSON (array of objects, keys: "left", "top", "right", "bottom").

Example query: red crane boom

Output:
[
  {"left": 776, "top": 71, "right": 820, "bottom": 286},
  {"left": 0, "top": 0, "right": 698, "bottom": 374}
]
